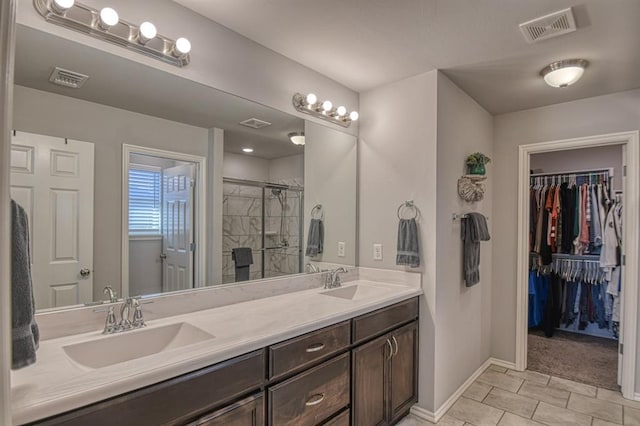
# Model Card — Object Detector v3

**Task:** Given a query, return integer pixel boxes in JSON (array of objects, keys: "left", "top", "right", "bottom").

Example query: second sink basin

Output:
[
  {"left": 63, "top": 322, "right": 215, "bottom": 369},
  {"left": 320, "top": 284, "right": 390, "bottom": 301}
]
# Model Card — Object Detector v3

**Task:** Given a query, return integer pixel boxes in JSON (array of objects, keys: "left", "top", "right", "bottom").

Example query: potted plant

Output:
[{"left": 465, "top": 152, "right": 491, "bottom": 175}]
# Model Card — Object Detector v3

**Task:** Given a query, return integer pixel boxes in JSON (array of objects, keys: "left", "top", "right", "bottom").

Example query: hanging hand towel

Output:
[
  {"left": 396, "top": 218, "right": 420, "bottom": 268},
  {"left": 305, "top": 218, "right": 324, "bottom": 257},
  {"left": 232, "top": 247, "right": 253, "bottom": 282},
  {"left": 11, "top": 199, "right": 39, "bottom": 370},
  {"left": 461, "top": 212, "right": 490, "bottom": 287}
]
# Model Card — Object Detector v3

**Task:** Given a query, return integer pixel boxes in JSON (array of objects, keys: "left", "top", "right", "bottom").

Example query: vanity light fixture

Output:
[
  {"left": 292, "top": 93, "right": 358, "bottom": 128},
  {"left": 242, "top": 148, "right": 254, "bottom": 153},
  {"left": 540, "top": 59, "right": 589, "bottom": 88},
  {"left": 288, "top": 132, "right": 305, "bottom": 146},
  {"left": 34, "top": 0, "right": 191, "bottom": 67}
]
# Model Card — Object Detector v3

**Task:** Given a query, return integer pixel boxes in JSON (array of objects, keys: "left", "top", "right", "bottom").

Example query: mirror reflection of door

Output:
[
  {"left": 10, "top": 131, "right": 95, "bottom": 310},
  {"left": 127, "top": 152, "right": 197, "bottom": 297}
]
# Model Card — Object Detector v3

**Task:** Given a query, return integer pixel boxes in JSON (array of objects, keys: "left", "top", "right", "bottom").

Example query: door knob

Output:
[
  {"left": 80, "top": 268, "right": 91, "bottom": 278},
  {"left": 160, "top": 253, "right": 167, "bottom": 260}
]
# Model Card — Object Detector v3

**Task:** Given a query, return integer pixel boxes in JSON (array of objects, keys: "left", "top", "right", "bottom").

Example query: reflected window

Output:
[{"left": 128, "top": 164, "right": 161, "bottom": 235}]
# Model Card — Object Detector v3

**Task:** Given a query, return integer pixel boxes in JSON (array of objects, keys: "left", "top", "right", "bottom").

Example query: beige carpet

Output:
[{"left": 527, "top": 329, "right": 619, "bottom": 391}]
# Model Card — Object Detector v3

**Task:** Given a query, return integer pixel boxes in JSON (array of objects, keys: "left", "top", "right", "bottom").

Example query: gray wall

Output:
[
  {"left": 304, "top": 121, "right": 357, "bottom": 266},
  {"left": 434, "top": 73, "right": 493, "bottom": 408},
  {"left": 359, "top": 70, "right": 438, "bottom": 411},
  {"left": 492, "top": 88, "right": 640, "bottom": 392},
  {"left": 13, "top": 85, "right": 209, "bottom": 300}
]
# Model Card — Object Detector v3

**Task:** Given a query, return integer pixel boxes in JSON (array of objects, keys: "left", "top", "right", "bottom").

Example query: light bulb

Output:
[
  {"left": 349, "top": 111, "right": 359, "bottom": 121},
  {"left": 306, "top": 93, "right": 317, "bottom": 105},
  {"left": 242, "top": 148, "right": 254, "bottom": 153},
  {"left": 322, "top": 100, "right": 333, "bottom": 112},
  {"left": 336, "top": 106, "right": 347, "bottom": 116},
  {"left": 52, "top": 0, "right": 74, "bottom": 13},
  {"left": 172, "top": 37, "right": 191, "bottom": 57},
  {"left": 138, "top": 21, "right": 157, "bottom": 44},
  {"left": 99, "top": 7, "right": 119, "bottom": 29}
]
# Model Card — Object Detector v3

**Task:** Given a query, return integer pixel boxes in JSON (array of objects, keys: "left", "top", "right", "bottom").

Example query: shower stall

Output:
[{"left": 222, "top": 178, "right": 304, "bottom": 284}]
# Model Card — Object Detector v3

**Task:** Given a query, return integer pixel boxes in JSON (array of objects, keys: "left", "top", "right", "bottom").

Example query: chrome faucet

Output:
[
  {"left": 306, "top": 263, "right": 320, "bottom": 273},
  {"left": 103, "top": 285, "right": 117, "bottom": 303},
  {"left": 324, "top": 267, "right": 348, "bottom": 289},
  {"left": 102, "top": 297, "right": 147, "bottom": 334}
]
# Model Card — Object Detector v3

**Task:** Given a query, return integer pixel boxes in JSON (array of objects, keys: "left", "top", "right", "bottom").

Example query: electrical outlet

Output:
[
  {"left": 338, "top": 242, "right": 346, "bottom": 257},
  {"left": 373, "top": 243, "right": 383, "bottom": 260}
]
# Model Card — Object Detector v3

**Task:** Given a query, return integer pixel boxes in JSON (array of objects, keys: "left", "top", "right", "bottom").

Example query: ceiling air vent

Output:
[
  {"left": 519, "top": 8, "right": 576, "bottom": 43},
  {"left": 49, "top": 67, "right": 89, "bottom": 89},
  {"left": 239, "top": 118, "right": 272, "bottom": 129}
]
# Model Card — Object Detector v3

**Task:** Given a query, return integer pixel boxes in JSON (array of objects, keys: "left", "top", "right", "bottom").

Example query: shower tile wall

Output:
[
  {"left": 222, "top": 184, "right": 263, "bottom": 284},
  {"left": 265, "top": 178, "right": 302, "bottom": 279}
]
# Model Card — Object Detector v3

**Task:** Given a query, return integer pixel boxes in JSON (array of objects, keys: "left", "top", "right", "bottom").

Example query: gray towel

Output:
[
  {"left": 11, "top": 200, "right": 39, "bottom": 370},
  {"left": 232, "top": 247, "right": 253, "bottom": 282},
  {"left": 461, "top": 212, "right": 490, "bottom": 287},
  {"left": 396, "top": 218, "right": 420, "bottom": 268},
  {"left": 305, "top": 219, "right": 324, "bottom": 257}
]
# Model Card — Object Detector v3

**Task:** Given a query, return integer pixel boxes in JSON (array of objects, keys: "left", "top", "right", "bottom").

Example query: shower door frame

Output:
[{"left": 223, "top": 177, "right": 304, "bottom": 280}]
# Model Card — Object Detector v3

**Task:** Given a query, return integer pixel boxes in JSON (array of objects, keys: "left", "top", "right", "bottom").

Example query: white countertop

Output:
[{"left": 11, "top": 280, "right": 422, "bottom": 425}]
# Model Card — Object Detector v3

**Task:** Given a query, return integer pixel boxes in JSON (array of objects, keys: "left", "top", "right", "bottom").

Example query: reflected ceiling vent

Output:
[
  {"left": 48, "top": 67, "right": 89, "bottom": 89},
  {"left": 239, "top": 118, "right": 272, "bottom": 129},
  {"left": 519, "top": 8, "right": 576, "bottom": 43}
]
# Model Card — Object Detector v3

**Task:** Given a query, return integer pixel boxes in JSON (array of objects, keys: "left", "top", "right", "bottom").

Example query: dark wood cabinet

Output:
[
  {"left": 352, "top": 320, "right": 418, "bottom": 426},
  {"left": 189, "top": 393, "right": 264, "bottom": 426}
]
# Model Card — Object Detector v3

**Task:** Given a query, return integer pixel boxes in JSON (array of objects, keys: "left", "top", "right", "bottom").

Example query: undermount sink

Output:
[
  {"left": 320, "top": 284, "right": 390, "bottom": 301},
  {"left": 63, "top": 322, "right": 215, "bottom": 369}
]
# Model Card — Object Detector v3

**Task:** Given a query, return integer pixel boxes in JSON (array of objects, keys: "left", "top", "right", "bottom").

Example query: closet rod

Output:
[{"left": 529, "top": 167, "right": 614, "bottom": 178}]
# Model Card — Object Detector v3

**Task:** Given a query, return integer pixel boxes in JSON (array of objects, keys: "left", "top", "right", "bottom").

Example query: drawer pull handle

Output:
[
  {"left": 305, "top": 393, "right": 325, "bottom": 406},
  {"left": 392, "top": 336, "right": 399, "bottom": 356},
  {"left": 306, "top": 343, "right": 325, "bottom": 353},
  {"left": 387, "top": 338, "right": 393, "bottom": 360}
]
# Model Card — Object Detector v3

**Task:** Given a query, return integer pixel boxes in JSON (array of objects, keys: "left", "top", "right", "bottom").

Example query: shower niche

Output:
[{"left": 222, "top": 179, "right": 304, "bottom": 284}]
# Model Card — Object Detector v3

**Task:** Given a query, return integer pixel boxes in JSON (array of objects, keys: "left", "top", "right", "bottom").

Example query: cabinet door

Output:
[
  {"left": 192, "top": 393, "right": 264, "bottom": 426},
  {"left": 352, "top": 334, "right": 391, "bottom": 426},
  {"left": 389, "top": 321, "right": 418, "bottom": 422}
]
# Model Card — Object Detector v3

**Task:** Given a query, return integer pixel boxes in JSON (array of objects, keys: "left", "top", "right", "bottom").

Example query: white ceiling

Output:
[
  {"left": 175, "top": 0, "right": 640, "bottom": 114},
  {"left": 14, "top": 25, "right": 304, "bottom": 159}
]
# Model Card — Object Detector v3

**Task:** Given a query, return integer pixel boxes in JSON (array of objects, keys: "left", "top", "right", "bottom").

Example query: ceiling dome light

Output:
[
  {"left": 172, "top": 37, "right": 191, "bottom": 58},
  {"left": 98, "top": 7, "right": 119, "bottom": 29},
  {"left": 322, "top": 100, "right": 333, "bottom": 112},
  {"left": 349, "top": 111, "right": 359, "bottom": 121},
  {"left": 52, "top": 0, "right": 74, "bottom": 13},
  {"left": 288, "top": 132, "right": 305, "bottom": 146},
  {"left": 336, "top": 106, "right": 347, "bottom": 117},
  {"left": 540, "top": 59, "right": 589, "bottom": 88},
  {"left": 306, "top": 93, "right": 317, "bottom": 106},
  {"left": 138, "top": 21, "right": 157, "bottom": 44},
  {"left": 242, "top": 148, "right": 254, "bottom": 153}
]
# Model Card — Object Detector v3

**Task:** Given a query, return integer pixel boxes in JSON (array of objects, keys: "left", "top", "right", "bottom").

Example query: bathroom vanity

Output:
[{"left": 14, "top": 279, "right": 421, "bottom": 426}]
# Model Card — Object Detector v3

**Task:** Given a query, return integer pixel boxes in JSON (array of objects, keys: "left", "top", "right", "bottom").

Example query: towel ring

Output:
[
  {"left": 311, "top": 204, "right": 324, "bottom": 220},
  {"left": 397, "top": 200, "right": 418, "bottom": 220}
]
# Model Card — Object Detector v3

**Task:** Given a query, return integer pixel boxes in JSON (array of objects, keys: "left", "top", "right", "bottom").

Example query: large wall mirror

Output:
[{"left": 11, "top": 24, "right": 357, "bottom": 311}]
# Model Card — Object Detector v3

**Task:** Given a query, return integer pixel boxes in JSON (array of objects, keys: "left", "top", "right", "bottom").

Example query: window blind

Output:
[{"left": 129, "top": 166, "right": 161, "bottom": 235}]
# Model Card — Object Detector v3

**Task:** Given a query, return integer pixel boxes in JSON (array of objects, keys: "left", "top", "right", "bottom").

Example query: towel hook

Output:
[
  {"left": 397, "top": 200, "right": 418, "bottom": 220},
  {"left": 310, "top": 204, "right": 324, "bottom": 220}
]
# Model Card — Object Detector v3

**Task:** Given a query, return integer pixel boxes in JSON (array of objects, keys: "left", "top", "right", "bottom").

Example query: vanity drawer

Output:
[
  {"left": 322, "top": 409, "right": 350, "bottom": 426},
  {"left": 268, "top": 352, "right": 350, "bottom": 426},
  {"left": 352, "top": 297, "right": 419, "bottom": 344},
  {"left": 188, "top": 393, "right": 264, "bottom": 426},
  {"left": 269, "top": 320, "right": 350, "bottom": 379}
]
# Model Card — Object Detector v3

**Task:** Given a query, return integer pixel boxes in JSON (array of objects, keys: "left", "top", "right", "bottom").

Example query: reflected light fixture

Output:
[
  {"left": 242, "top": 148, "right": 254, "bottom": 153},
  {"left": 292, "top": 92, "right": 359, "bottom": 128},
  {"left": 34, "top": 0, "right": 191, "bottom": 67},
  {"left": 540, "top": 59, "right": 589, "bottom": 88},
  {"left": 288, "top": 132, "right": 305, "bottom": 146}
]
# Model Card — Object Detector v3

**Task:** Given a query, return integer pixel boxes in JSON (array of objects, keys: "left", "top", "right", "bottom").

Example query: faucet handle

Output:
[
  {"left": 103, "top": 306, "right": 119, "bottom": 334},
  {"left": 132, "top": 299, "right": 146, "bottom": 328}
]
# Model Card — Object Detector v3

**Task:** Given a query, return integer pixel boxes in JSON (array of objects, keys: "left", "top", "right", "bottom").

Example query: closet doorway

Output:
[{"left": 515, "top": 131, "right": 639, "bottom": 400}]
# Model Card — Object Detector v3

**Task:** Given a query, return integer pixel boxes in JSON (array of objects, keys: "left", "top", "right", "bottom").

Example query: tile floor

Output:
[{"left": 398, "top": 364, "right": 640, "bottom": 426}]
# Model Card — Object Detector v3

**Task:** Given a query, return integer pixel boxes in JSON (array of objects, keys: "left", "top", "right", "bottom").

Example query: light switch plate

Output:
[
  {"left": 373, "top": 243, "right": 383, "bottom": 260},
  {"left": 338, "top": 242, "right": 346, "bottom": 257}
]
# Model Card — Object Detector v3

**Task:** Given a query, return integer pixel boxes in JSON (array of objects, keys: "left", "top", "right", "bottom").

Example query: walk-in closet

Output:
[{"left": 527, "top": 145, "right": 624, "bottom": 391}]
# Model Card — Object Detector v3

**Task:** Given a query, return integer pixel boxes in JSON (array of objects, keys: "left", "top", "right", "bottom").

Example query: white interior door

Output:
[
  {"left": 162, "top": 163, "right": 195, "bottom": 292},
  {"left": 10, "top": 131, "right": 94, "bottom": 309}
]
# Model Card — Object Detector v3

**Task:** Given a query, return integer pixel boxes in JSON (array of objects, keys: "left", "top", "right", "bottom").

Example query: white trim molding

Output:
[
  {"left": 515, "top": 131, "right": 639, "bottom": 399},
  {"left": 411, "top": 358, "right": 514, "bottom": 423},
  {"left": 121, "top": 144, "right": 207, "bottom": 298}
]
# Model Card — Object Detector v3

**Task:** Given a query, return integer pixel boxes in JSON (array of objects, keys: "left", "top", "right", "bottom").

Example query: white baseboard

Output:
[
  {"left": 635, "top": 392, "right": 640, "bottom": 402},
  {"left": 409, "top": 357, "right": 514, "bottom": 423}
]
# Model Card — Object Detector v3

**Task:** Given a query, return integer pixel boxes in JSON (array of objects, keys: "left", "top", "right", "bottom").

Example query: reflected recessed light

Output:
[
  {"left": 242, "top": 148, "right": 254, "bottom": 153},
  {"left": 540, "top": 59, "right": 589, "bottom": 88},
  {"left": 288, "top": 132, "right": 305, "bottom": 146}
]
